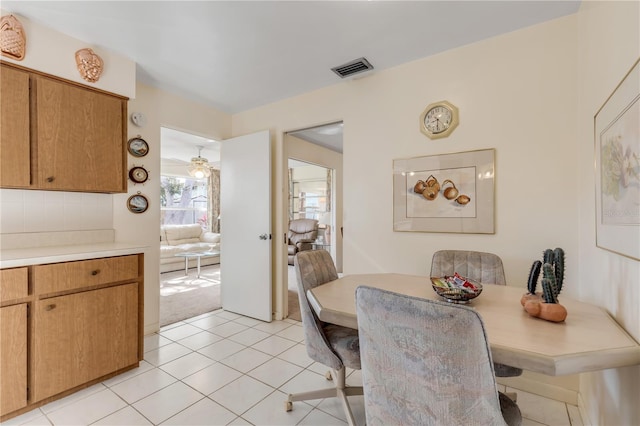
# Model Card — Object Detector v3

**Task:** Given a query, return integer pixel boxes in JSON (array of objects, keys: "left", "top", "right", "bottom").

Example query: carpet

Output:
[{"left": 160, "top": 265, "right": 222, "bottom": 327}]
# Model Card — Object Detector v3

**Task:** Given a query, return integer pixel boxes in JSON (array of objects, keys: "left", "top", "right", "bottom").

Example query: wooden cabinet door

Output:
[
  {"left": 0, "top": 64, "right": 31, "bottom": 188},
  {"left": 35, "top": 76, "right": 126, "bottom": 193},
  {"left": 32, "top": 283, "right": 138, "bottom": 402},
  {"left": 0, "top": 304, "right": 28, "bottom": 416}
]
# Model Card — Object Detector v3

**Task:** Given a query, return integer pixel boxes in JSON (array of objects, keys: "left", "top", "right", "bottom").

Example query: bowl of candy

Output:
[{"left": 430, "top": 273, "right": 483, "bottom": 304}]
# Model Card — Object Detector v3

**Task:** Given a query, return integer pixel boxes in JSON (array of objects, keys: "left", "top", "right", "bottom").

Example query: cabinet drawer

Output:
[
  {"left": 34, "top": 255, "right": 138, "bottom": 295},
  {"left": 0, "top": 268, "right": 28, "bottom": 303}
]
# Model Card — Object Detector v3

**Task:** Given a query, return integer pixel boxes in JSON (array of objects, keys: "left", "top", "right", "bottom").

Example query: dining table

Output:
[{"left": 306, "top": 273, "right": 640, "bottom": 376}]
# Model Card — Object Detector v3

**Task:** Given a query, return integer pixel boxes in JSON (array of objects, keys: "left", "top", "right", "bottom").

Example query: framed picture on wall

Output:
[
  {"left": 594, "top": 57, "right": 640, "bottom": 261},
  {"left": 393, "top": 148, "right": 495, "bottom": 234}
]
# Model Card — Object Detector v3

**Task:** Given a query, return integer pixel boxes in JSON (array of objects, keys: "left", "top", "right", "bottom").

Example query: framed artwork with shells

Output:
[{"left": 393, "top": 148, "right": 495, "bottom": 234}]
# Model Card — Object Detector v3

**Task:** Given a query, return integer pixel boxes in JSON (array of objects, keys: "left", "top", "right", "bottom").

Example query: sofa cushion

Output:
[
  {"left": 160, "top": 242, "right": 219, "bottom": 258},
  {"left": 164, "top": 224, "right": 203, "bottom": 244}
]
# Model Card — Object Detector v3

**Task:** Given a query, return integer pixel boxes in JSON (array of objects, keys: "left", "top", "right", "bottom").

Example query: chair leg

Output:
[{"left": 286, "top": 366, "right": 363, "bottom": 426}]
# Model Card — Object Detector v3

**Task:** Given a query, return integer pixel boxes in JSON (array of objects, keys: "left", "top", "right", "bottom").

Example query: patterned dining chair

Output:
[
  {"left": 430, "top": 250, "right": 524, "bottom": 382},
  {"left": 285, "top": 250, "right": 363, "bottom": 425},
  {"left": 356, "top": 286, "right": 522, "bottom": 426}
]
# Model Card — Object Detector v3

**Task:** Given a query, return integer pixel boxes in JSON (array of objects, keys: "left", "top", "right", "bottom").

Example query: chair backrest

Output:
[
  {"left": 355, "top": 286, "right": 506, "bottom": 426},
  {"left": 294, "top": 250, "right": 343, "bottom": 370},
  {"left": 430, "top": 250, "right": 506, "bottom": 286},
  {"left": 288, "top": 219, "right": 319, "bottom": 244}
]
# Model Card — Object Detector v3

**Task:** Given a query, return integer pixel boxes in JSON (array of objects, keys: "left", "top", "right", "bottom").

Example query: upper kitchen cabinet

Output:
[
  {"left": 0, "top": 65, "right": 30, "bottom": 188},
  {"left": 0, "top": 62, "right": 128, "bottom": 193}
]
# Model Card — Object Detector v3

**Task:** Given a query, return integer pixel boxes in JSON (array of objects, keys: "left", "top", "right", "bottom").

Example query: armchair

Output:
[{"left": 287, "top": 219, "right": 319, "bottom": 265}]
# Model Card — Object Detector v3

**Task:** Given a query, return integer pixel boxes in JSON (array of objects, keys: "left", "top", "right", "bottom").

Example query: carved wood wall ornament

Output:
[
  {"left": 75, "top": 48, "right": 103, "bottom": 83},
  {"left": 0, "top": 15, "right": 27, "bottom": 61}
]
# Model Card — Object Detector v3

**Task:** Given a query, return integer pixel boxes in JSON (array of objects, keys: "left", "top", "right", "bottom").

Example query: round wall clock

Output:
[
  {"left": 128, "top": 165, "right": 149, "bottom": 184},
  {"left": 419, "top": 100, "right": 459, "bottom": 139},
  {"left": 127, "top": 136, "right": 149, "bottom": 157},
  {"left": 127, "top": 192, "right": 149, "bottom": 214}
]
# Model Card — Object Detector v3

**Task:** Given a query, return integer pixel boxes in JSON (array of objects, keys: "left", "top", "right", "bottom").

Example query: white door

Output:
[{"left": 220, "top": 130, "right": 272, "bottom": 321}]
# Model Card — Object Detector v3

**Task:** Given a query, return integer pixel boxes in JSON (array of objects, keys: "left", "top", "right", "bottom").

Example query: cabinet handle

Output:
[
  {"left": 46, "top": 176, "right": 55, "bottom": 182},
  {"left": 45, "top": 304, "right": 56, "bottom": 311},
  {"left": 91, "top": 269, "right": 100, "bottom": 276}
]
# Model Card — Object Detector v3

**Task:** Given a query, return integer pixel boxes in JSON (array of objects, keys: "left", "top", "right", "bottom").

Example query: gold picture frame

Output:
[
  {"left": 393, "top": 148, "right": 495, "bottom": 233},
  {"left": 594, "top": 57, "right": 640, "bottom": 260}
]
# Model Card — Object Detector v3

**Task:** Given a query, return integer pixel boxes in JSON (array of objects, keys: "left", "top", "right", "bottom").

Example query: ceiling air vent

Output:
[{"left": 331, "top": 57, "right": 374, "bottom": 78}]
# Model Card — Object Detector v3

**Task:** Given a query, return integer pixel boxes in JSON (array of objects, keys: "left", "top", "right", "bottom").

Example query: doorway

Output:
[
  {"left": 159, "top": 127, "right": 222, "bottom": 326},
  {"left": 284, "top": 121, "right": 343, "bottom": 319}
]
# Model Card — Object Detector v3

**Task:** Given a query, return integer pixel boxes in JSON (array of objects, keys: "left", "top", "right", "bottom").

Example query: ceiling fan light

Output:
[{"left": 187, "top": 148, "right": 212, "bottom": 179}]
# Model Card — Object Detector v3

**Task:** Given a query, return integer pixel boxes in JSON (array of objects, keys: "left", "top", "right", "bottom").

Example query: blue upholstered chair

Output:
[
  {"left": 430, "top": 250, "right": 524, "bottom": 380},
  {"left": 285, "top": 250, "right": 363, "bottom": 425},
  {"left": 356, "top": 286, "right": 522, "bottom": 426}
]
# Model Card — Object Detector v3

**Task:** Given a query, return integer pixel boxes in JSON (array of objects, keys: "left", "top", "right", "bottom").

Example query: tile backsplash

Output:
[{"left": 0, "top": 189, "right": 113, "bottom": 234}]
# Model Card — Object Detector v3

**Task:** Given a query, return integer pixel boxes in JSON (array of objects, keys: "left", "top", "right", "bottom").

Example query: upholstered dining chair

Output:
[
  {"left": 430, "top": 250, "right": 524, "bottom": 381},
  {"left": 285, "top": 250, "right": 363, "bottom": 425},
  {"left": 356, "top": 286, "right": 522, "bottom": 426}
]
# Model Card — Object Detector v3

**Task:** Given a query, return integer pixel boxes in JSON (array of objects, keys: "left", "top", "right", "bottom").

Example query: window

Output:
[{"left": 160, "top": 176, "right": 209, "bottom": 229}]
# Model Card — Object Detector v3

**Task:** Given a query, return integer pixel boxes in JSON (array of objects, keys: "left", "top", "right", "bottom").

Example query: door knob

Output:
[{"left": 259, "top": 234, "right": 268, "bottom": 240}]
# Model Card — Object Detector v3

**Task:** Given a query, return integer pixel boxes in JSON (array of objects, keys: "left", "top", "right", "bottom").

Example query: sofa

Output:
[
  {"left": 160, "top": 224, "right": 221, "bottom": 273},
  {"left": 287, "top": 219, "right": 319, "bottom": 265}
]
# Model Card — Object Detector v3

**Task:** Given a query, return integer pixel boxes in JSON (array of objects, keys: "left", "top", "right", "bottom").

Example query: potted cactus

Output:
[{"left": 522, "top": 248, "right": 567, "bottom": 322}]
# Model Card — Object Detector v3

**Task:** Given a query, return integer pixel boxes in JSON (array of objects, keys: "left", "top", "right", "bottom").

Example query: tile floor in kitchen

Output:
[{"left": 6, "top": 309, "right": 583, "bottom": 425}]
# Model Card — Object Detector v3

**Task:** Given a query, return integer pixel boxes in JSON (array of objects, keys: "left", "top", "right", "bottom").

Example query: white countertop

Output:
[{"left": 0, "top": 242, "right": 148, "bottom": 268}]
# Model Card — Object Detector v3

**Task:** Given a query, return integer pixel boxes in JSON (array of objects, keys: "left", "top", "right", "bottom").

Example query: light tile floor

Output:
[{"left": 6, "top": 309, "right": 583, "bottom": 426}]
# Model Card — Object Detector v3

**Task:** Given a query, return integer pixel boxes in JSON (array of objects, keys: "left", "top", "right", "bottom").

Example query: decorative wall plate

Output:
[
  {"left": 127, "top": 136, "right": 149, "bottom": 157},
  {"left": 75, "top": 48, "right": 103, "bottom": 83},
  {"left": 128, "top": 165, "right": 149, "bottom": 185},
  {"left": 0, "top": 15, "right": 26, "bottom": 61},
  {"left": 127, "top": 192, "right": 149, "bottom": 214}
]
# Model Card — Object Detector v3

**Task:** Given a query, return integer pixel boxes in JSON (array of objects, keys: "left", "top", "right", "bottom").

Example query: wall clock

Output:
[
  {"left": 419, "top": 100, "right": 459, "bottom": 139},
  {"left": 128, "top": 165, "right": 149, "bottom": 185},
  {"left": 127, "top": 192, "right": 149, "bottom": 214},
  {"left": 127, "top": 136, "right": 149, "bottom": 157}
]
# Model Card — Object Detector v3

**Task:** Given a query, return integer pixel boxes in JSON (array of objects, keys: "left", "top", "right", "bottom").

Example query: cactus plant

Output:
[
  {"left": 527, "top": 260, "right": 542, "bottom": 294},
  {"left": 526, "top": 247, "right": 565, "bottom": 303},
  {"left": 541, "top": 263, "right": 559, "bottom": 303}
]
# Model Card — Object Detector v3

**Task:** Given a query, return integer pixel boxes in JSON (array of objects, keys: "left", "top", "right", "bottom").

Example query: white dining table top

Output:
[{"left": 307, "top": 273, "right": 640, "bottom": 376}]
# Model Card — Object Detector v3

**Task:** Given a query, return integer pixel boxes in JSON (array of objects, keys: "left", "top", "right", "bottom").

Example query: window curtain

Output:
[{"left": 209, "top": 169, "right": 221, "bottom": 233}]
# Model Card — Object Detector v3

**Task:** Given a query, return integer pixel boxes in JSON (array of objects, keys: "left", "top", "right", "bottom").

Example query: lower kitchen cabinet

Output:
[
  {"left": 0, "top": 304, "right": 28, "bottom": 415},
  {"left": 32, "top": 283, "right": 139, "bottom": 402},
  {"left": 0, "top": 253, "right": 143, "bottom": 421}
]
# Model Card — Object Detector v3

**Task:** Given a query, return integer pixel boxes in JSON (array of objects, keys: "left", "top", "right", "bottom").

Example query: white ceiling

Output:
[{"left": 2, "top": 1, "right": 581, "bottom": 115}]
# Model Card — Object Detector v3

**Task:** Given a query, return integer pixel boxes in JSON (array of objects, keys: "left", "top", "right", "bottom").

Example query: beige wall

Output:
[
  {"left": 575, "top": 2, "right": 640, "bottom": 425},
  {"left": 116, "top": 83, "right": 231, "bottom": 334},
  {"left": 234, "top": 15, "right": 580, "bottom": 291}
]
